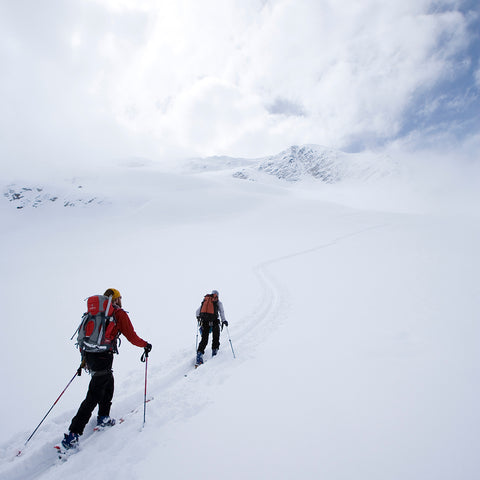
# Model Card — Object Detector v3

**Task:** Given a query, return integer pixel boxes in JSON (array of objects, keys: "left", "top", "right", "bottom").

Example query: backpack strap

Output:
[{"left": 105, "top": 295, "right": 113, "bottom": 318}]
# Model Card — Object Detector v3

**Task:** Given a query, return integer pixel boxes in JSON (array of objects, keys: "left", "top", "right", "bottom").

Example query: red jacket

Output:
[{"left": 112, "top": 306, "right": 148, "bottom": 348}]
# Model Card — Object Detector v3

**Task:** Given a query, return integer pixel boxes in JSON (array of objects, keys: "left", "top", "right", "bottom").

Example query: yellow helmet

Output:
[{"left": 104, "top": 288, "right": 121, "bottom": 300}]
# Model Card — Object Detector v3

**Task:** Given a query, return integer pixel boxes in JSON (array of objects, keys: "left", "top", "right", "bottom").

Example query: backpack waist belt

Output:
[{"left": 90, "top": 369, "right": 113, "bottom": 377}]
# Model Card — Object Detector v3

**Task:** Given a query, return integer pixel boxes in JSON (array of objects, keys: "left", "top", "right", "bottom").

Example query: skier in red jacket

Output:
[{"left": 61, "top": 288, "right": 152, "bottom": 450}]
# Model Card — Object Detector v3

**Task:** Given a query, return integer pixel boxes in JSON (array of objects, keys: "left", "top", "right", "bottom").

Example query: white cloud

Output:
[
  {"left": 475, "top": 65, "right": 480, "bottom": 88},
  {"left": 0, "top": 0, "right": 478, "bottom": 170}
]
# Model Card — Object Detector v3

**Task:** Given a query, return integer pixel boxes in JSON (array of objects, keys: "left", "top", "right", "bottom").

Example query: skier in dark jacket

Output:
[
  {"left": 196, "top": 290, "right": 228, "bottom": 366},
  {"left": 61, "top": 288, "right": 152, "bottom": 450}
]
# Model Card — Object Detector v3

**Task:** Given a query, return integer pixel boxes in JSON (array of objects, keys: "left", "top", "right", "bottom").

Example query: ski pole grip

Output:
[
  {"left": 77, "top": 357, "right": 86, "bottom": 376},
  {"left": 141, "top": 343, "right": 152, "bottom": 362}
]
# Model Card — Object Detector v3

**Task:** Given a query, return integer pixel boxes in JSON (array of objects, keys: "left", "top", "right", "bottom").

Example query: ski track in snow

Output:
[{"left": 0, "top": 222, "right": 386, "bottom": 479}]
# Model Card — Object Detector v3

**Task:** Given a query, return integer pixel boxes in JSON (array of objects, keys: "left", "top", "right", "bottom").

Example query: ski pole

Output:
[
  {"left": 195, "top": 319, "right": 200, "bottom": 351},
  {"left": 19, "top": 370, "right": 79, "bottom": 454},
  {"left": 141, "top": 349, "right": 149, "bottom": 427},
  {"left": 225, "top": 325, "right": 236, "bottom": 359}
]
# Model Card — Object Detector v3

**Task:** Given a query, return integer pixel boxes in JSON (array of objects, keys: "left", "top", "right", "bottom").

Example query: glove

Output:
[
  {"left": 141, "top": 343, "right": 152, "bottom": 362},
  {"left": 222, "top": 320, "right": 228, "bottom": 327},
  {"left": 77, "top": 357, "right": 86, "bottom": 376}
]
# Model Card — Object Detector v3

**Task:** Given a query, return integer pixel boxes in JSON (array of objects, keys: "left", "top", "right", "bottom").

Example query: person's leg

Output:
[
  {"left": 69, "top": 375, "right": 104, "bottom": 435},
  {"left": 97, "top": 372, "right": 114, "bottom": 417},
  {"left": 212, "top": 322, "right": 220, "bottom": 352},
  {"left": 197, "top": 320, "right": 210, "bottom": 354}
]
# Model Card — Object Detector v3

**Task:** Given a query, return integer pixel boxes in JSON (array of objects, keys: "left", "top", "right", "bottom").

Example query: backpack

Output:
[
  {"left": 199, "top": 293, "right": 218, "bottom": 320},
  {"left": 76, "top": 295, "right": 119, "bottom": 354}
]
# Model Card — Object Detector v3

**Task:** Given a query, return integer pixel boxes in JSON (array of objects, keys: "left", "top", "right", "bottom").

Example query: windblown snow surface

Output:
[{"left": 0, "top": 148, "right": 479, "bottom": 480}]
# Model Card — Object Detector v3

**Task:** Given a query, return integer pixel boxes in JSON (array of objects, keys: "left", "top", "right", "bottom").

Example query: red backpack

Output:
[{"left": 75, "top": 295, "right": 119, "bottom": 354}]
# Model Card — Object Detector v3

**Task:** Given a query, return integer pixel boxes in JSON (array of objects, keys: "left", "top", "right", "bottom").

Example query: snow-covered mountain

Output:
[
  {"left": 241, "top": 144, "right": 345, "bottom": 182},
  {"left": 3, "top": 145, "right": 395, "bottom": 210},
  {"left": 186, "top": 144, "right": 347, "bottom": 182},
  {"left": 191, "top": 144, "right": 397, "bottom": 184},
  {"left": 3, "top": 183, "right": 106, "bottom": 209},
  {"left": 0, "top": 152, "right": 479, "bottom": 480}
]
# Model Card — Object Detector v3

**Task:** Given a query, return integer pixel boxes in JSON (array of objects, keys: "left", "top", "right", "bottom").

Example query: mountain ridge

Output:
[
  {"left": 205, "top": 144, "right": 396, "bottom": 183},
  {"left": 2, "top": 145, "right": 396, "bottom": 209}
]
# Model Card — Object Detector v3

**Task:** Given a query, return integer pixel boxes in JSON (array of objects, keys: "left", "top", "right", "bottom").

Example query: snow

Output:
[{"left": 0, "top": 152, "right": 479, "bottom": 479}]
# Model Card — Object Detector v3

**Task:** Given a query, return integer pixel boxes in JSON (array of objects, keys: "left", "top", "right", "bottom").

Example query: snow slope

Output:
[{"left": 0, "top": 152, "right": 479, "bottom": 480}]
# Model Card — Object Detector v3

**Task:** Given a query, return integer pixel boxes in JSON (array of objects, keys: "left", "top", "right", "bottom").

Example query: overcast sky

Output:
[{"left": 1, "top": 0, "right": 479, "bottom": 173}]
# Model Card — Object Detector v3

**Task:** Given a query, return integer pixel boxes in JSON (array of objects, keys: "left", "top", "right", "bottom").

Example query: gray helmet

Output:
[{"left": 212, "top": 290, "right": 219, "bottom": 296}]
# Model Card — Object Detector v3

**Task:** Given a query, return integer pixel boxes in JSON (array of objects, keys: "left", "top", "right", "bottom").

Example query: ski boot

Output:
[
  {"left": 61, "top": 431, "right": 79, "bottom": 450},
  {"left": 96, "top": 415, "right": 116, "bottom": 428},
  {"left": 195, "top": 351, "right": 204, "bottom": 368},
  {"left": 212, "top": 349, "right": 218, "bottom": 357}
]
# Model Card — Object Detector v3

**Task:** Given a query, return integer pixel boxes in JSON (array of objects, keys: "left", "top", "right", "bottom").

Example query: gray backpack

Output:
[{"left": 76, "top": 295, "right": 119, "bottom": 354}]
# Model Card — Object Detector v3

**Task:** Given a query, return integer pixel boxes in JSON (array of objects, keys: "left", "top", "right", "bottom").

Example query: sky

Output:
[{"left": 1, "top": 0, "right": 479, "bottom": 175}]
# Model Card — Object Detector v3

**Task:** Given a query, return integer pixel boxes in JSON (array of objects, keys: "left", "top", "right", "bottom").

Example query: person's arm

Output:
[
  {"left": 218, "top": 301, "right": 227, "bottom": 324},
  {"left": 115, "top": 309, "right": 148, "bottom": 348}
]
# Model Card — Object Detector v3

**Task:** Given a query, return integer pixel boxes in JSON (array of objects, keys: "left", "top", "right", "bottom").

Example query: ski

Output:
[
  {"left": 54, "top": 427, "right": 106, "bottom": 461},
  {"left": 54, "top": 444, "right": 74, "bottom": 462},
  {"left": 187, "top": 360, "right": 203, "bottom": 374},
  {"left": 118, "top": 397, "right": 152, "bottom": 423},
  {"left": 53, "top": 396, "right": 154, "bottom": 461},
  {"left": 54, "top": 423, "right": 112, "bottom": 461},
  {"left": 93, "top": 419, "right": 116, "bottom": 432}
]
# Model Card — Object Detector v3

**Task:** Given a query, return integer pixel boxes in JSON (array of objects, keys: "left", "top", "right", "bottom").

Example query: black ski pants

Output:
[
  {"left": 69, "top": 352, "right": 114, "bottom": 435},
  {"left": 197, "top": 318, "right": 220, "bottom": 354}
]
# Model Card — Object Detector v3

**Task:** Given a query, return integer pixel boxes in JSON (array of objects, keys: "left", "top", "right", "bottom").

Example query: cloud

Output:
[
  {"left": 160, "top": 76, "right": 268, "bottom": 155},
  {"left": 1, "top": 0, "right": 479, "bottom": 171},
  {"left": 266, "top": 97, "right": 306, "bottom": 117}
]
